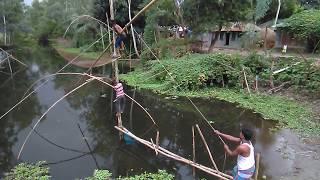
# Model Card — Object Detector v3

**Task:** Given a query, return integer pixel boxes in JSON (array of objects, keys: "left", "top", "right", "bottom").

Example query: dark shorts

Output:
[
  {"left": 115, "top": 35, "right": 125, "bottom": 48},
  {"left": 114, "top": 95, "right": 126, "bottom": 113}
]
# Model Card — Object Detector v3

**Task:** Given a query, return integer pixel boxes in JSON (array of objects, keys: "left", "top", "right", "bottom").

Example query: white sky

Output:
[{"left": 24, "top": 0, "right": 43, "bottom": 6}]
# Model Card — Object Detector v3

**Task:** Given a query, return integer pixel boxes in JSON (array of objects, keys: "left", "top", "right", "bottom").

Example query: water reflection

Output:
[{"left": 0, "top": 46, "right": 296, "bottom": 180}]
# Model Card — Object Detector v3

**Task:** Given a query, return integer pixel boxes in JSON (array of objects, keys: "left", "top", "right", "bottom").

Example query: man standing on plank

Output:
[{"left": 214, "top": 128, "right": 255, "bottom": 180}]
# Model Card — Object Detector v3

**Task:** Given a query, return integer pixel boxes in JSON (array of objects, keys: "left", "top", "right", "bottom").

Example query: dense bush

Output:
[
  {"left": 118, "top": 170, "right": 174, "bottom": 180},
  {"left": 280, "top": 10, "right": 320, "bottom": 52},
  {"left": 4, "top": 162, "right": 50, "bottom": 180},
  {"left": 274, "top": 61, "right": 320, "bottom": 93},
  {"left": 142, "top": 53, "right": 271, "bottom": 91}
]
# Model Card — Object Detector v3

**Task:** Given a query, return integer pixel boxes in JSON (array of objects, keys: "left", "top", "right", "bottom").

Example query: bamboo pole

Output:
[
  {"left": 192, "top": 126, "right": 196, "bottom": 179},
  {"left": 129, "top": 89, "right": 135, "bottom": 130},
  {"left": 133, "top": 28, "right": 228, "bottom": 146},
  {"left": 17, "top": 78, "right": 95, "bottom": 159},
  {"left": 0, "top": 48, "right": 27, "bottom": 67},
  {"left": 117, "top": 115, "right": 123, "bottom": 139},
  {"left": 115, "top": 126, "right": 232, "bottom": 180},
  {"left": 156, "top": 131, "right": 159, "bottom": 149},
  {"left": 242, "top": 67, "right": 251, "bottom": 96},
  {"left": 254, "top": 153, "right": 261, "bottom": 180},
  {"left": 77, "top": 123, "right": 100, "bottom": 169},
  {"left": 270, "top": 59, "right": 275, "bottom": 89},
  {"left": 150, "top": 138, "right": 158, "bottom": 155},
  {"left": 121, "top": 0, "right": 159, "bottom": 33},
  {"left": 128, "top": 0, "right": 140, "bottom": 58},
  {"left": 195, "top": 125, "right": 220, "bottom": 172},
  {"left": 100, "top": 25, "right": 105, "bottom": 49}
]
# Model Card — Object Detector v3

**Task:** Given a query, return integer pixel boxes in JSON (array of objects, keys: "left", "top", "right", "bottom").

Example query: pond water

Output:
[{"left": 0, "top": 46, "right": 310, "bottom": 179}]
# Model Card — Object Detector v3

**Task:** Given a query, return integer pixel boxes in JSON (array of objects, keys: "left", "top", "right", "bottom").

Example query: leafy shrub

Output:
[
  {"left": 142, "top": 53, "right": 252, "bottom": 90},
  {"left": 274, "top": 61, "right": 320, "bottom": 93},
  {"left": 118, "top": 170, "right": 174, "bottom": 180},
  {"left": 4, "top": 162, "right": 50, "bottom": 180},
  {"left": 85, "top": 170, "right": 112, "bottom": 180}
]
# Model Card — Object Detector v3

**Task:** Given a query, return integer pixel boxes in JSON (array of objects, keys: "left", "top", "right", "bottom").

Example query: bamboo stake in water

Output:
[
  {"left": 254, "top": 153, "right": 261, "bottom": 180},
  {"left": 195, "top": 124, "right": 220, "bottom": 172},
  {"left": 192, "top": 126, "right": 196, "bottom": 179}
]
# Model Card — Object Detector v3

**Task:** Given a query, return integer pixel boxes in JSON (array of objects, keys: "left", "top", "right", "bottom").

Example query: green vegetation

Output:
[
  {"left": 281, "top": 10, "right": 320, "bottom": 52},
  {"left": 118, "top": 170, "right": 174, "bottom": 180},
  {"left": 121, "top": 53, "right": 320, "bottom": 135},
  {"left": 85, "top": 170, "right": 112, "bottom": 180},
  {"left": 4, "top": 162, "right": 50, "bottom": 180},
  {"left": 5, "top": 164, "right": 173, "bottom": 180},
  {"left": 53, "top": 45, "right": 101, "bottom": 60}
]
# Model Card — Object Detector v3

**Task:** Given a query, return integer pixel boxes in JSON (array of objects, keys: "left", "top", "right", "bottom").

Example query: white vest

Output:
[{"left": 237, "top": 141, "right": 255, "bottom": 170}]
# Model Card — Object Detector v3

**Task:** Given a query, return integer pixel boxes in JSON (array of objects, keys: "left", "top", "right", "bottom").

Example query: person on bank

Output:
[
  {"left": 111, "top": 20, "right": 126, "bottom": 58},
  {"left": 112, "top": 79, "right": 126, "bottom": 117},
  {"left": 214, "top": 128, "right": 255, "bottom": 180}
]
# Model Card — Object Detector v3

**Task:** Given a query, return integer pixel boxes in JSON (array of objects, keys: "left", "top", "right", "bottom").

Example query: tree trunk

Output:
[
  {"left": 105, "top": 12, "right": 112, "bottom": 54},
  {"left": 274, "top": 0, "right": 281, "bottom": 28},
  {"left": 208, "top": 25, "right": 222, "bottom": 53},
  {"left": 100, "top": 25, "right": 105, "bottom": 49},
  {"left": 109, "top": 0, "right": 119, "bottom": 82},
  {"left": 3, "top": 15, "right": 7, "bottom": 45},
  {"left": 128, "top": 0, "right": 140, "bottom": 58}
]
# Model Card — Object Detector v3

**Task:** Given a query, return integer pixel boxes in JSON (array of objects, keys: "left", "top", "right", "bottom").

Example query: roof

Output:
[{"left": 214, "top": 22, "right": 261, "bottom": 32}]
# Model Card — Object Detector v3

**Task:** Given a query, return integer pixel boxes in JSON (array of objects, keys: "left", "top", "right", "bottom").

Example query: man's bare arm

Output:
[{"left": 214, "top": 130, "right": 241, "bottom": 143}]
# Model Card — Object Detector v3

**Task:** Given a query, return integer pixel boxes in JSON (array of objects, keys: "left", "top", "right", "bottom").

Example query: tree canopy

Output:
[{"left": 280, "top": 9, "right": 320, "bottom": 51}]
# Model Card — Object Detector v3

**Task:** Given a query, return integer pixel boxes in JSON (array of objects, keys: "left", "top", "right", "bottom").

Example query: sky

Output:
[
  {"left": 24, "top": 0, "right": 33, "bottom": 6},
  {"left": 24, "top": 0, "right": 43, "bottom": 6}
]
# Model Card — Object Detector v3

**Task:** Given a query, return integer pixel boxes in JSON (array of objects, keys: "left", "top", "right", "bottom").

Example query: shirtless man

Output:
[
  {"left": 111, "top": 20, "right": 126, "bottom": 58},
  {"left": 214, "top": 128, "right": 255, "bottom": 180}
]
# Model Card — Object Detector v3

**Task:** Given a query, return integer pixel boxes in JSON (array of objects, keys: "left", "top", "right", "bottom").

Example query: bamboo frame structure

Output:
[
  {"left": 0, "top": 48, "right": 27, "bottom": 67},
  {"left": 115, "top": 126, "right": 233, "bottom": 180}
]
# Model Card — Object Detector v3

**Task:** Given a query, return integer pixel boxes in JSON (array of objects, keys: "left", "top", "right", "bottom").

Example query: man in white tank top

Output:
[{"left": 214, "top": 128, "right": 255, "bottom": 180}]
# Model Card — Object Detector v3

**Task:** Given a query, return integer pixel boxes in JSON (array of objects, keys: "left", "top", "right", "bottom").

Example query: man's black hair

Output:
[
  {"left": 110, "top": 19, "right": 116, "bottom": 25},
  {"left": 241, "top": 128, "right": 253, "bottom": 141}
]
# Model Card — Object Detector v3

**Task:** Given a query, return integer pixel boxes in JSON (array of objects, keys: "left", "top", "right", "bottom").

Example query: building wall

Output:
[
  {"left": 194, "top": 32, "right": 242, "bottom": 52},
  {"left": 275, "top": 31, "right": 307, "bottom": 50}
]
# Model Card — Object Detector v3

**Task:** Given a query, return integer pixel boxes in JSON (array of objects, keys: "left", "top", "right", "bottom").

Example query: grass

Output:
[
  {"left": 121, "top": 68, "right": 320, "bottom": 136},
  {"left": 52, "top": 43, "right": 101, "bottom": 60},
  {"left": 57, "top": 47, "right": 100, "bottom": 60}
]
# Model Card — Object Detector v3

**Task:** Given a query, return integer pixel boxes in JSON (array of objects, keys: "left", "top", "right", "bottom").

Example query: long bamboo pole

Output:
[
  {"left": 128, "top": 0, "right": 140, "bottom": 58},
  {"left": 121, "top": 0, "right": 159, "bottom": 33},
  {"left": 77, "top": 123, "right": 100, "bottom": 169},
  {"left": 192, "top": 126, "right": 196, "bottom": 179},
  {"left": 17, "top": 78, "right": 95, "bottom": 159},
  {"left": 195, "top": 125, "right": 220, "bottom": 172},
  {"left": 242, "top": 67, "right": 251, "bottom": 96},
  {"left": 132, "top": 28, "right": 228, "bottom": 146}
]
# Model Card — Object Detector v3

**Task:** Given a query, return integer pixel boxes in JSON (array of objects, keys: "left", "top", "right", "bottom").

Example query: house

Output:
[
  {"left": 192, "top": 21, "right": 308, "bottom": 52},
  {"left": 194, "top": 22, "right": 260, "bottom": 52},
  {"left": 259, "top": 20, "right": 307, "bottom": 51}
]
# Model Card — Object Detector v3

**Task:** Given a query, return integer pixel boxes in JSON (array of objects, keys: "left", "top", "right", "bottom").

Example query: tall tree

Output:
[
  {"left": 0, "top": 0, "right": 24, "bottom": 44},
  {"left": 182, "top": 0, "right": 252, "bottom": 52}
]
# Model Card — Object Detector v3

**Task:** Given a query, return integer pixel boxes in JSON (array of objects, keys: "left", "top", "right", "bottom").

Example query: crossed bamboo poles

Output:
[{"left": 115, "top": 126, "right": 233, "bottom": 180}]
